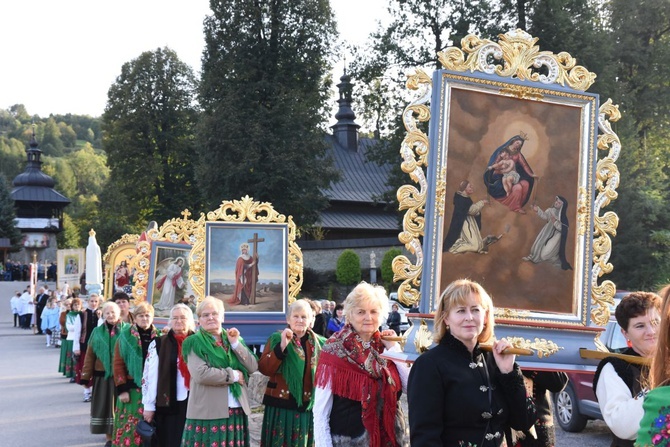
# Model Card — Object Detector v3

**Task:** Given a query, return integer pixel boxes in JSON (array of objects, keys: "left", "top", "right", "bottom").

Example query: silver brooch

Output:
[
  {"left": 480, "top": 385, "right": 489, "bottom": 392},
  {"left": 485, "top": 432, "right": 501, "bottom": 440}
]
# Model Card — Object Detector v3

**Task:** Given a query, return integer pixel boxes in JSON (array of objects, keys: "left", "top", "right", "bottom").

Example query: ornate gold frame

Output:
[
  {"left": 102, "top": 233, "right": 139, "bottom": 300},
  {"left": 132, "top": 210, "right": 200, "bottom": 306},
  {"left": 188, "top": 196, "right": 303, "bottom": 305},
  {"left": 393, "top": 30, "right": 620, "bottom": 326}
]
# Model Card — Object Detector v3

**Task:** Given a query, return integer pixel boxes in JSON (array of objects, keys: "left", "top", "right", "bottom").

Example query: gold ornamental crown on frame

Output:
[{"left": 519, "top": 131, "right": 529, "bottom": 141}]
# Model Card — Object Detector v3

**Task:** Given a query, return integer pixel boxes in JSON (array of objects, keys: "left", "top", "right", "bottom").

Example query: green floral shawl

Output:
[
  {"left": 89, "top": 321, "right": 128, "bottom": 379},
  {"left": 182, "top": 328, "right": 255, "bottom": 399},
  {"left": 268, "top": 328, "right": 324, "bottom": 410},
  {"left": 117, "top": 324, "right": 159, "bottom": 383}
]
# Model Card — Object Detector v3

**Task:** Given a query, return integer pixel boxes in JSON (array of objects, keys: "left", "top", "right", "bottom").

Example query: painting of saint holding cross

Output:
[{"left": 206, "top": 224, "right": 286, "bottom": 313}]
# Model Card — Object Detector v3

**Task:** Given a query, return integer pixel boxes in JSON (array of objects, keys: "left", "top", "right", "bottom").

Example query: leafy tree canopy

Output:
[
  {"left": 103, "top": 46, "right": 200, "bottom": 228},
  {"left": 196, "top": 0, "right": 339, "bottom": 224}
]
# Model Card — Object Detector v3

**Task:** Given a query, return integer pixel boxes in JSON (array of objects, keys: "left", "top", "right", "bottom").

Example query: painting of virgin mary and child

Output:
[
  {"left": 483, "top": 135, "right": 538, "bottom": 214},
  {"left": 437, "top": 87, "right": 584, "bottom": 312},
  {"left": 443, "top": 133, "right": 571, "bottom": 271}
]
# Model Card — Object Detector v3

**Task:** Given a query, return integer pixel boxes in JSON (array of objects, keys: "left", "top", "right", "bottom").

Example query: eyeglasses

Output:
[{"left": 200, "top": 312, "right": 220, "bottom": 319}]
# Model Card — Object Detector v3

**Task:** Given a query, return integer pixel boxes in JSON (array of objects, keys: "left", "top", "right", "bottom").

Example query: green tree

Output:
[
  {"left": 336, "top": 249, "right": 361, "bottom": 286},
  {"left": 381, "top": 248, "right": 402, "bottom": 287},
  {"left": 103, "top": 47, "right": 200, "bottom": 227},
  {"left": 67, "top": 143, "right": 109, "bottom": 196},
  {"left": 57, "top": 213, "right": 82, "bottom": 249},
  {"left": 57, "top": 122, "right": 77, "bottom": 148},
  {"left": 605, "top": 0, "right": 670, "bottom": 289},
  {"left": 527, "top": 0, "right": 616, "bottom": 100},
  {"left": 346, "top": 0, "right": 516, "bottom": 208},
  {"left": 91, "top": 180, "right": 141, "bottom": 251},
  {"left": 39, "top": 118, "right": 64, "bottom": 156},
  {"left": 0, "top": 137, "right": 25, "bottom": 181},
  {"left": 196, "top": 0, "right": 339, "bottom": 224},
  {"left": 0, "top": 173, "right": 22, "bottom": 248}
]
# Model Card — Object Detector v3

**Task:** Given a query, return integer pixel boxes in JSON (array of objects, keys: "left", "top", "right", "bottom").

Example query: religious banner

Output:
[
  {"left": 132, "top": 210, "right": 199, "bottom": 317},
  {"left": 188, "top": 195, "right": 303, "bottom": 344},
  {"left": 392, "top": 29, "right": 621, "bottom": 369},
  {"left": 57, "top": 248, "right": 85, "bottom": 292},
  {"left": 103, "top": 234, "right": 139, "bottom": 300}
]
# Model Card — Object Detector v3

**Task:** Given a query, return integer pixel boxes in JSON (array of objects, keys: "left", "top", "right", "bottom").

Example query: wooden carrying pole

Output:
[
  {"left": 380, "top": 336, "right": 534, "bottom": 356},
  {"left": 579, "top": 348, "right": 650, "bottom": 366}
]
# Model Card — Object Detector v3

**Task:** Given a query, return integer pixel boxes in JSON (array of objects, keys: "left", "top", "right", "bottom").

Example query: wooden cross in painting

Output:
[{"left": 247, "top": 233, "right": 264, "bottom": 304}]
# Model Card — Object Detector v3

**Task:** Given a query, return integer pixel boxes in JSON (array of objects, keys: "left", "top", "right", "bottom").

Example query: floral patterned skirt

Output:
[
  {"left": 260, "top": 406, "right": 313, "bottom": 447},
  {"left": 181, "top": 407, "right": 249, "bottom": 447},
  {"left": 58, "top": 339, "right": 75, "bottom": 377},
  {"left": 113, "top": 387, "right": 143, "bottom": 446}
]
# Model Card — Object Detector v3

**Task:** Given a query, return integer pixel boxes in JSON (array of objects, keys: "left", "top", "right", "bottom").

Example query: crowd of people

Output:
[
  {"left": 10, "top": 279, "right": 535, "bottom": 447},
  {"left": 15, "top": 277, "right": 670, "bottom": 447},
  {"left": 2, "top": 259, "right": 57, "bottom": 282}
]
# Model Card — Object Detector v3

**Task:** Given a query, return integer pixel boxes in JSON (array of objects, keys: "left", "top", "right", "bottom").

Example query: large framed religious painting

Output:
[
  {"left": 394, "top": 30, "right": 621, "bottom": 336},
  {"left": 102, "top": 234, "right": 139, "bottom": 301},
  {"left": 57, "top": 248, "right": 85, "bottom": 292},
  {"left": 132, "top": 211, "right": 199, "bottom": 312},
  {"left": 188, "top": 196, "right": 303, "bottom": 344},
  {"left": 205, "top": 223, "right": 286, "bottom": 314},
  {"left": 146, "top": 242, "right": 193, "bottom": 318}
]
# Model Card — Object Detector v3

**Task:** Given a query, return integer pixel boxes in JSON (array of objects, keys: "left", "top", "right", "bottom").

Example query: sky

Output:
[{"left": 0, "top": 0, "right": 389, "bottom": 119}]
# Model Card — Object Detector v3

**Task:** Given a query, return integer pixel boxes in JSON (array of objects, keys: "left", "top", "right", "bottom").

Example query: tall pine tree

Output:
[{"left": 196, "top": 0, "right": 339, "bottom": 224}]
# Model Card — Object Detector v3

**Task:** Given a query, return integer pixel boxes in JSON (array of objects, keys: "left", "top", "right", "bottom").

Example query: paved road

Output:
[{"left": 0, "top": 280, "right": 610, "bottom": 446}]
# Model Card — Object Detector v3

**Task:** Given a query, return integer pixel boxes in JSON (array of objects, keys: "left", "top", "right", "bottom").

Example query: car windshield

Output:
[{"left": 609, "top": 325, "right": 628, "bottom": 351}]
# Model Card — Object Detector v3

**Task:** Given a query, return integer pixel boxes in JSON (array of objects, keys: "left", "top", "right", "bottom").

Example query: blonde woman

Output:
[
  {"left": 314, "top": 282, "right": 410, "bottom": 447},
  {"left": 408, "top": 279, "right": 535, "bottom": 446}
]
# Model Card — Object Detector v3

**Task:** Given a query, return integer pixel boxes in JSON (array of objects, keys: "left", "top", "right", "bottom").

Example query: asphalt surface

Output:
[{"left": 0, "top": 280, "right": 611, "bottom": 446}]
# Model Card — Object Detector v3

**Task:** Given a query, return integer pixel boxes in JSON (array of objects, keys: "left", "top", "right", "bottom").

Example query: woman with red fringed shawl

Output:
[{"left": 313, "top": 282, "right": 410, "bottom": 447}]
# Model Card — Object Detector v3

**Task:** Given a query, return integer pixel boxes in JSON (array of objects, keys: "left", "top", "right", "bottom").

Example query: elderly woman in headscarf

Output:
[
  {"left": 313, "top": 281, "right": 410, "bottom": 446},
  {"left": 81, "top": 301, "right": 129, "bottom": 447},
  {"left": 112, "top": 302, "right": 159, "bottom": 446},
  {"left": 259, "top": 299, "right": 325, "bottom": 446},
  {"left": 181, "top": 296, "right": 258, "bottom": 447},
  {"left": 142, "top": 303, "right": 196, "bottom": 447}
]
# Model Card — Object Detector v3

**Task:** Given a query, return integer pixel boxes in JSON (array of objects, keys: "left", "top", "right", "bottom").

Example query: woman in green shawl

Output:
[
  {"left": 81, "top": 301, "right": 128, "bottom": 447},
  {"left": 259, "top": 299, "right": 325, "bottom": 446},
  {"left": 112, "top": 301, "right": 159, "bottom": 446},
  {"left": 181, "top": 296, "right": 258, "bottom": 447}
]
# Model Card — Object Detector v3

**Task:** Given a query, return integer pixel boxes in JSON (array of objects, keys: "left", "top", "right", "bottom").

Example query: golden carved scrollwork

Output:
[
  {"left": 132, "top": 210, "right": 200, "bottom": 306},
  {"left": 188, "top": 196, "right": 303, "bottom": 305},
  {"left": 576, "top": 187, "right": 589, "bottom": 236},
  {"left": 493, "top": 308, "right": 531, "bottom": 319},
  {"left": 499, "top": 85, "right": 545, "bottom": 101},
  {"left": 414, "top": 319, "right": 434, "bottom": 354},
  {"left": 435, "top": 167, "right": 447, "bottom": 217},
  {"left": 394, "top": 30, "right": 621, "bottom": 331},
  {"left": 394, "top": 69, "right": 432, "bottom": 308},
  {"left": 438, "top": 29, "right": 596, "bottom": 91},
  {"left": 102, "top": 233, "right": 139, "bottom": 265},
  {"left": 590, "top": 99, "right": 622, "bottom": 326},
  {"left": 506, "top": 336, "right": 563, "bottom": 359}
]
